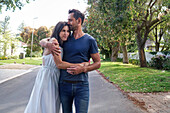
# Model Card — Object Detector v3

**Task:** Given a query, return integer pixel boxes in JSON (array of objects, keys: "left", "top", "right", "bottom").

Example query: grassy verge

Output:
[
  {"left": 99, "top": 61, "right": 170, "bottom": 93},
  {"left": 0, "top": 57, "right": 42, "bottom": 65}
]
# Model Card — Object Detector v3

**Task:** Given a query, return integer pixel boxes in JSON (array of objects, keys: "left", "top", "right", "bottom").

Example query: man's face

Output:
[{"left": 68, "top": 13, "right": 78, "bottom": 31}]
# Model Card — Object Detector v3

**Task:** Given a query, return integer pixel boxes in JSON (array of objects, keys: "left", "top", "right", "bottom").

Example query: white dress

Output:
[{"left": 24, "top": 53, "right": 61, "bottom": 113}]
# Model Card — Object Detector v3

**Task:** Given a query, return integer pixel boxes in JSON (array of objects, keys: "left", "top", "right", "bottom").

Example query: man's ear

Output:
[{"left": 78, "top": 18, "right": 82, "bottom": 25}]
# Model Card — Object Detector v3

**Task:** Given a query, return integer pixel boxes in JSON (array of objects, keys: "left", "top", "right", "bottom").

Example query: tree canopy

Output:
[
  {"left": 20, "top": 26, "right": 51, "bottom": 56},
  {"left": 86, "top": 0, "right": 169, "bottom": 67},
  {"left": 0, "top": 0, "right": 34, "bottom": 13}
]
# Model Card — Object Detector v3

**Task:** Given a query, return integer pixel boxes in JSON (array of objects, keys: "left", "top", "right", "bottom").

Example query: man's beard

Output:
[{"left": 70, "top": 26, "right": 77, "bottom": 31}]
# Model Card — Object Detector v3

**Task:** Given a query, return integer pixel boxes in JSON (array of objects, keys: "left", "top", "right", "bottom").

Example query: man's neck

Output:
[{"left": 73, "top": 28, "right": 85, "bottom": 39}]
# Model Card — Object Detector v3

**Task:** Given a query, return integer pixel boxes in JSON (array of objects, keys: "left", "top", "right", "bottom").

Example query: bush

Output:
[
  {"left": 11, "top": 55, "right": 18, "bottom": 59},
  {"left": 161, "top": 51, "right": 170, "bottom": 56},
  {"left": 116, "top": 58, "right": 123, "bottom": 62},
  {"left": 149, "top": 52, "right": 157, "bottom": 55},
  {"left": 129, "top": 59, "right": 140, "bottom": 65},
  {"left": 102, "top": 58, "right": 111, "bottom": 61},
  {"left": 0, "top": 56, "right": 8, "bottom": 60},
  {"left": 31, "top": 51, "right": 42, "bottom": 57},
  {"left": 7, "top": 55, "right": 18, "bottom": 59},
  {"left": 149, "top": 55, "right": 170, "bottom": 70},
  {"left": 162, "top": 57, "right": 170, "bottom": 70}
]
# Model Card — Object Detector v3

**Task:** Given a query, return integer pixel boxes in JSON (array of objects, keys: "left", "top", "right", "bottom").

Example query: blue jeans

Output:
[{"left": 59, "top": 81, "right": 89, "bottom": 113}]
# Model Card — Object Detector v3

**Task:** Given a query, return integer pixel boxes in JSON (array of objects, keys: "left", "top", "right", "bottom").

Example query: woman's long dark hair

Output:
[{"left": 50, "top": 21, "right": 70, "bottom": 46}]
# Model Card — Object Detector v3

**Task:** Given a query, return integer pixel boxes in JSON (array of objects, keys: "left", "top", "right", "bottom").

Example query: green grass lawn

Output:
[
  {"left": 99, "top": 61, "right": 170, "bottom": 93},
  {"left": 0, "top": 57, "right": 42, "bottom": 65}
]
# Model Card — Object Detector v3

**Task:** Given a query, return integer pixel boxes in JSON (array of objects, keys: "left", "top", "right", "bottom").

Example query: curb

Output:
[{"left": 96, "top": 70, "right": 148, "bottom": 112}]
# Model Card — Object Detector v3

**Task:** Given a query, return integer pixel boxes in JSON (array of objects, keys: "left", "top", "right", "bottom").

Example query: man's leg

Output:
[
  {"left": 59, "top": 82, "right": 74, "bottom": 113},
  {"left": 74, "top": 81, "right": 89, "bottom": 113}
]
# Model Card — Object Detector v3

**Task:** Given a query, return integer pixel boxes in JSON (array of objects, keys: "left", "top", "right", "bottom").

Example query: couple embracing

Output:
[{"left": 24, "top": 9, "right": 101, "bottom": 113}]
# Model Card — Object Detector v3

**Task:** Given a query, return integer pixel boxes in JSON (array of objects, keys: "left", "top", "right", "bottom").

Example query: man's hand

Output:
[{"left": 67, "top": 65, "right": 87, "bottom": 75}]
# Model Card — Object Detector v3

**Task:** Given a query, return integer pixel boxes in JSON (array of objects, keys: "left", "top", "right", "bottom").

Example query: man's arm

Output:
[
  {"left": 84, "top": 53, "right": 101, "bottom": 72},
  {"left": 67, "top": 53, "right": 101, "bottom": 75}
]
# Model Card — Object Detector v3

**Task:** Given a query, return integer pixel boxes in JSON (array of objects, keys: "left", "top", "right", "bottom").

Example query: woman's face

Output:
[{"left": 59, "top": 25, "right": 70, "bottom": 41}]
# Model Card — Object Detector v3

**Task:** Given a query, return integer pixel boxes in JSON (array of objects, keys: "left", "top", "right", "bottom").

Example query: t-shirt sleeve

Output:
[{"left": 90, "top": 38, "right": 98, "bottom": 54}]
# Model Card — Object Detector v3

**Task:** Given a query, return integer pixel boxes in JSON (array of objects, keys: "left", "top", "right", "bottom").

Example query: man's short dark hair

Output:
[{"left": 69, "top": 9, "right": 85, "bottom": 25}]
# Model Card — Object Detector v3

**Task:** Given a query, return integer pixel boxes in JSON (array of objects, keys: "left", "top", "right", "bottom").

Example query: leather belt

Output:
[{"left": 63, "top": 80, "right": 82, "bottom": 84}]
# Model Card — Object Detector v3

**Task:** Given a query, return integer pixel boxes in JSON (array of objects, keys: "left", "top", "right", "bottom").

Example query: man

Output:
[{"left": 59, "top": 9, "right": 101, "bottom": 113}]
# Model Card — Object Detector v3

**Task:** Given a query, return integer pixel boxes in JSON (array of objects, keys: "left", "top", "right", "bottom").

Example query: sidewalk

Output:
[
  {"left": 0, "top": 64, "right": 39, "bottom": 84},
  {"left": 88, "top": 71, "right": 145, "bottom": 113}
]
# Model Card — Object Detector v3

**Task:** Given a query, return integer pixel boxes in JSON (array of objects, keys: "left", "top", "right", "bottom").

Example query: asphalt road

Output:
[
  {"left": 0, "top": 68, "right": 39, "bottom": 113},
  {"left": 0, "top": 68, "right": 145, "bottom": 113}
]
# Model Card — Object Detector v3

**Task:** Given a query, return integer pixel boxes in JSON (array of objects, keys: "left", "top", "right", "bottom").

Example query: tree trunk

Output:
[
  {"left": 155, "top": 42, "right": 160, "bottom": 52},
  {"left": 138, "top": 47, "right": 147, "bottom": 67},
  {"left": 154, "top": 27, "right": 159, "bottom": 52},
  {"left": 121, "top": 45, "right": 129, "bottom": 64},
  {"left": 111, "top": 41, "right": 120, "bottom": 62},
  {"left": 11, "top": 48, "right": 13, "bottom": 55},
  {"left": 3, "top": 43, "right": 7, "bottom": 56},
  {"left": 136, "top": 30, "right": 147, "bottom": 67},
  {"left": 3, "top": 47, "right": 7, "bottom": 56},
  {"left": 106, "top": 53, "right": 110, "bottom": 59}
]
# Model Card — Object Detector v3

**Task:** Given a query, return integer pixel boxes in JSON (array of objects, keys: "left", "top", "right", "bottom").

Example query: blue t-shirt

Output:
[{"left": 60, "top": 33, "right": 98, "bottom": 82}]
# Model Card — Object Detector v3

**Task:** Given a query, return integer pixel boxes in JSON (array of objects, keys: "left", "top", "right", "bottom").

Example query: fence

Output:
[{"left": 118, "top": 52, "right": 170, "bottom": 62}]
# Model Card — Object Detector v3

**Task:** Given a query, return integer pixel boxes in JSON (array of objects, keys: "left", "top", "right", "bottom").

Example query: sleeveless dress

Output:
[{"left": 24, "top": 53, "right": 61, "bottom": 113}]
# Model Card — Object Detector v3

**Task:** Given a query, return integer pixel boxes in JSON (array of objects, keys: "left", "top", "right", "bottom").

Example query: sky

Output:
[{"left": 0, "top": 0, "right": 88, "bottom": 33}]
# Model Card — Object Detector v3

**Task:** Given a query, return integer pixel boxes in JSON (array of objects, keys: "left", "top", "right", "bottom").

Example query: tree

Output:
[
  {"left": 130, "top": 0, "right": 169, "bottom": 67},
  {"left": 0, "top": 16, "right": 18, "bottom": 56},
  {"left": 86, "top": 3, "right": 115, "bottom": 60},
  {"left": 149, "top": 18, "right": 170, "bottom": 52},
  {"left": 0, "top": 0, "right": 34, "bottom": 13},
  {"left": 20, "top": 26, "right": 32, "bottom": 44},
  {"left": 18, "top": 21, "right": 26, "bottom": 33},
  {"left": 20, "top": 26, "right": 51, "bottom": 56},
  {"left": 87, "top": 0, "right": 134, "bottom": 63},
  {"left": 0, "top": 16, "right": 11, "bottom": 56},
  {"left": 33, "top": 26, "right": 51, "bottom": 52},
  {"left": 161, "top": 28, "right": 170, "bottom": 51}
]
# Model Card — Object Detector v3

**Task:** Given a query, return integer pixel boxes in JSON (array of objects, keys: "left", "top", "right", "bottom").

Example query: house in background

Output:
[
  {"left": 118, "top": 39, "right": 167, "bottom": 62},
  {"left": 0, "top": 35, "right": 27, "bottom": 58}
]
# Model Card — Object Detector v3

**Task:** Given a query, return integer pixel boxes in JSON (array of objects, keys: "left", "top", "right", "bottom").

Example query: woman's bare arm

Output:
[
  {"left": 46, "top": 38, "right": 89, "bottom": 69},
  {"left": 52, "top": 51, "right": 89, "bottom": 69}
]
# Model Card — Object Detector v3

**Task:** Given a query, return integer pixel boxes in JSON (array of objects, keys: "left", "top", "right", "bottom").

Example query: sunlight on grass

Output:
[
  {"left": 0, "top": 57, "right": 42, "bottom": 65},
  {"left": 99, "top": 61, "right": 170, "bottom": 93}
]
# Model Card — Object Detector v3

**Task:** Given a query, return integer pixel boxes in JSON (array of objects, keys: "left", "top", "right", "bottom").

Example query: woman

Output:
[{"left": 24, "top": 22, "right": 88, "bottom": 113}]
